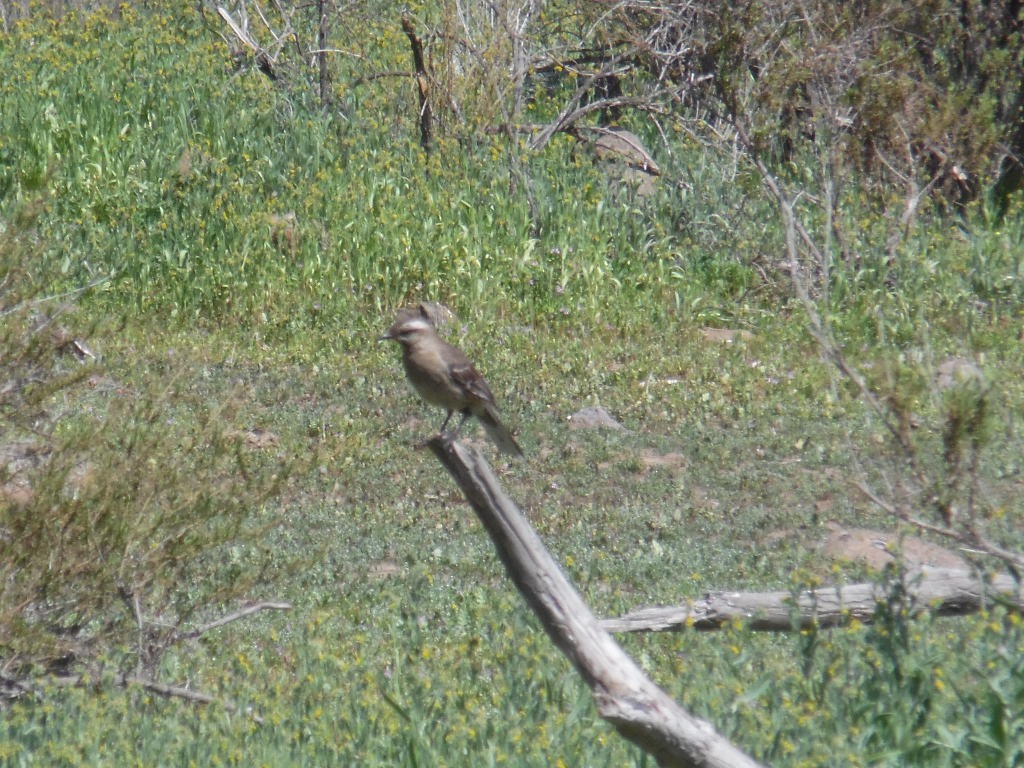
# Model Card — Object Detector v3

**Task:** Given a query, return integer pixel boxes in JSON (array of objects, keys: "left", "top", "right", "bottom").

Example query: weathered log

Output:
[
  {"left": 600, "top": 568, "right": 1022, "bottom": 634},
  {"left": 428, "top": 437, "right": 764, "bottom": 768}
]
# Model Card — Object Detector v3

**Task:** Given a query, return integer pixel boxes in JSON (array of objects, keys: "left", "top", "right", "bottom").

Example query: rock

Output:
[
  {"left": 591, "top": 128, "right": 661, "bottom": 175},
  {"left": 568, "top": 406, "right": 624, "bottom": 430},
  {"left": 700, "top": 327, "right": 754, "bottom": 344},
  {"left": 935, "top": 357, "right": 984, "bottom": 392}
]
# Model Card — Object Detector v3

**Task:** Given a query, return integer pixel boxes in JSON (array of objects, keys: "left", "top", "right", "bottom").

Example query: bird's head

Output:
[{"left": 379, "top": 307, "right": 435, "bottom": 346}]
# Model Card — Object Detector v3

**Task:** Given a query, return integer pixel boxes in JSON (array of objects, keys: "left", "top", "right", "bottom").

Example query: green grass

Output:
[{"left": 1, "top": 4, "right": 1024, "bottom": 766}]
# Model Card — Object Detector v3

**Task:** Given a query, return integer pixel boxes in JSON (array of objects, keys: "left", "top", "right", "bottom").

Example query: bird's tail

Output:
[{"left": 477, "top": 404, "right": 524, "bottom": 458}]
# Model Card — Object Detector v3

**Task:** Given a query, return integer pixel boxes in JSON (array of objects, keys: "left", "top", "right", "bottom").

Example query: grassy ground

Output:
[
  {"left": 3, "top": 309, "right": 1019, "bottom": 766},
  {"left": 2, "top": 4, "right": 1024, "bottom": 766}
]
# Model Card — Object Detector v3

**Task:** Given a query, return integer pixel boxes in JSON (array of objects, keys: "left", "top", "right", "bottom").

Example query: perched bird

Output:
[{"left": 380, "top": 306, "right": 523, "bottom": 457}]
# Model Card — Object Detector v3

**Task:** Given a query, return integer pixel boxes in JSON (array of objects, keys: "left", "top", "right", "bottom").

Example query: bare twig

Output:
[
  {"left": 216, "top": 4, "right": 277, "bottom": 78},
  {"left": 217, "top": 5, "right": 260, "bottom": 53},
  {"left": 177, "top": 601, "right": 292, "bottom": 640},
  {"left": 734, "top": 120, "right": 926, "bottom": 476},
  {"left": 856, "top": 480, "right": 1024, "bottom": 571},
  {"left": 530, "top": 93, "right": 663, "bottom": 151},
  {"left": 734, "top": 117, "right": 1022, "bottom": 572},
  {"left": 39, "top": 673, "right": 266, "bottom": 724},
  {"left": 0, "top": 276, "right": 111, "bottom": 319}
]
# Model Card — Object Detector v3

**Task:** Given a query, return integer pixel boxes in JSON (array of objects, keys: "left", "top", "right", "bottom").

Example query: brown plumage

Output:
[{"left": 380, "top": 306, "right": 523, "bottom": 457}]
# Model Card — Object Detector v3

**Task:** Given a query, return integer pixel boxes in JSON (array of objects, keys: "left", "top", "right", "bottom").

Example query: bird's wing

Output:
[{"left": 449, "top": 361, "right": 496, "bottom": 406}]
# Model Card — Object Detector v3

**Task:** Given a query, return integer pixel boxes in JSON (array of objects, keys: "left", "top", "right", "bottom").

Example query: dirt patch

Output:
[
  {"left": 227, "top": 427, "right": 281, "bottom": 450},
  {"left": 367, "top": 557, "right": 402, "bottom": 579},
  {"left": 818, "top": 522, "right": 969, "bottom": 571},
  {"left": 638, "top": 449, "right": 688, "bottom": 471}
]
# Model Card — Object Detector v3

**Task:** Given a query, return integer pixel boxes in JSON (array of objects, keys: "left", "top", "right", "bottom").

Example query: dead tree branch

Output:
[
  {"left": 733, "top": 118, "right": 927, "bottom": 469},
  {"left": 428, "top": 436, "right": 763, "bottom": 768},
  {"left": 530, "top": 94, "right": 662, "bottom": 152},
  {"left": 3, "top": 602, "right": 290, "bottom": 719},
  {"left": 401, "top": 14, "right": 433, "bottom": 152},
  {"left": 601, "top": 567, "right": 1022, "bottom": 634},
  {"left": 122, "top": 674, "right": 264, "bottom": 724}
]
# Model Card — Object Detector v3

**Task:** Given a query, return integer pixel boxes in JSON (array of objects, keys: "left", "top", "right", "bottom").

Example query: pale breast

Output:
[{"left": 403, "top": 344, "right": 464, "bottom": 410}]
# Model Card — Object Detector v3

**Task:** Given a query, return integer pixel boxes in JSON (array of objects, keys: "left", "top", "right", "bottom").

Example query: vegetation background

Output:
[{"left": 1, "top": 0, "right": 1022, "bottom": 764}]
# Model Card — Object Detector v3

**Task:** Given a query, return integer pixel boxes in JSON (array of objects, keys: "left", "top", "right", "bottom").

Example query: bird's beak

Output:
[{"left": 378, "top": 331, "right": 393, "bottom": 342}]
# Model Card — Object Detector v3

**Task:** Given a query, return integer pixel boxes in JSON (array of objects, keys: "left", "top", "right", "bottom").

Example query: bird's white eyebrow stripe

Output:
[{"left": 397, "top": 318, "right": 433, "bottom": 332}]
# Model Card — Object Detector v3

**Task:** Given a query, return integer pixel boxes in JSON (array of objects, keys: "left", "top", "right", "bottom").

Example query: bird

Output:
[{"left": 379, "top": 305, "right": 524, "bottom": 457}]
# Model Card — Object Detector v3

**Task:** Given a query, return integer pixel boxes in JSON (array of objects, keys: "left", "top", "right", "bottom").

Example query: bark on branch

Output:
[
  {"left": 428, "top": 436, "right": 763, "bottom": 768},
  {"left": 401, "top": 14, "right": 433, "bottom": 152},
  {"left": 600, "top": 568, "right": 1023, "bottom": 634}
]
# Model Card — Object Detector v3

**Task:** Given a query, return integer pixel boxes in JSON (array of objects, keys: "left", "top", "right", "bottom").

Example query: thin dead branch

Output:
[
  {"left": 30, "top": 673, "right": 267, "bottom": 724},
  {"left": 734, "top": 119, "right": 926, "bottom": 473},
  {"left": 855, "top": 481, "right": 1024, "bottom": 571},
  {"left": 530, "top": 94, "right": 662, "bottom": 151},
  {"left": 215, "top": 4, "right": 280, "bottom": 79},
  {"left": 1, "top": 601, "right": 291, "bottom": 719},
  {"left": 731, "top": 117, "right": 1022, "bottom": 574},
  {"left": 178, "top": 600, "right": 292, "bottom": 640},
  {"left": 0, "top": 276, "right": 111, "bottom": 319}
]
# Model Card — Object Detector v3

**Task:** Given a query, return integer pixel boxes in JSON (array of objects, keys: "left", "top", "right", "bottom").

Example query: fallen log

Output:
[{"left": 600, "top": 568, "right": 1022, "bottom": 634}]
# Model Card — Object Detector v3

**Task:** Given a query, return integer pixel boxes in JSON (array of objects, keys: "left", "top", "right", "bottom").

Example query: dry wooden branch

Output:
[
  {"left": 400, "top": 14, "right": 433, "bottom": 151},
  {"left": 217, "top": 5, "right": 260, "bottom": 53},
  {"left": 428, "top": 436, "right": 763, "bottom": 768},
  {"left": 600, "top": 568, "right": 1022, "bottom": 634},
  {"left": 0, "top": 276, "right": 111, "bottom": 319},
  {"left": 4, "top": 602, "right": 290, "bottom": 717},
  {"left": 854, "top": 481, "right": 1024, "bottom": 571}
]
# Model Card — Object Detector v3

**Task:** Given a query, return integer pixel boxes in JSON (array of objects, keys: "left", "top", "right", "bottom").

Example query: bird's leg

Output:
[
  {"left": 439, "top": 409, "right": 455, "bottom": 434},
  {"left": 451, "top": 410, "right": 471, "bottom": 437}
]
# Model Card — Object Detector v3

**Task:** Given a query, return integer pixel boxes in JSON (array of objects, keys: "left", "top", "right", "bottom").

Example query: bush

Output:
[{"left": 0, "top": 200, "right": 292, "bottom": 679}]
